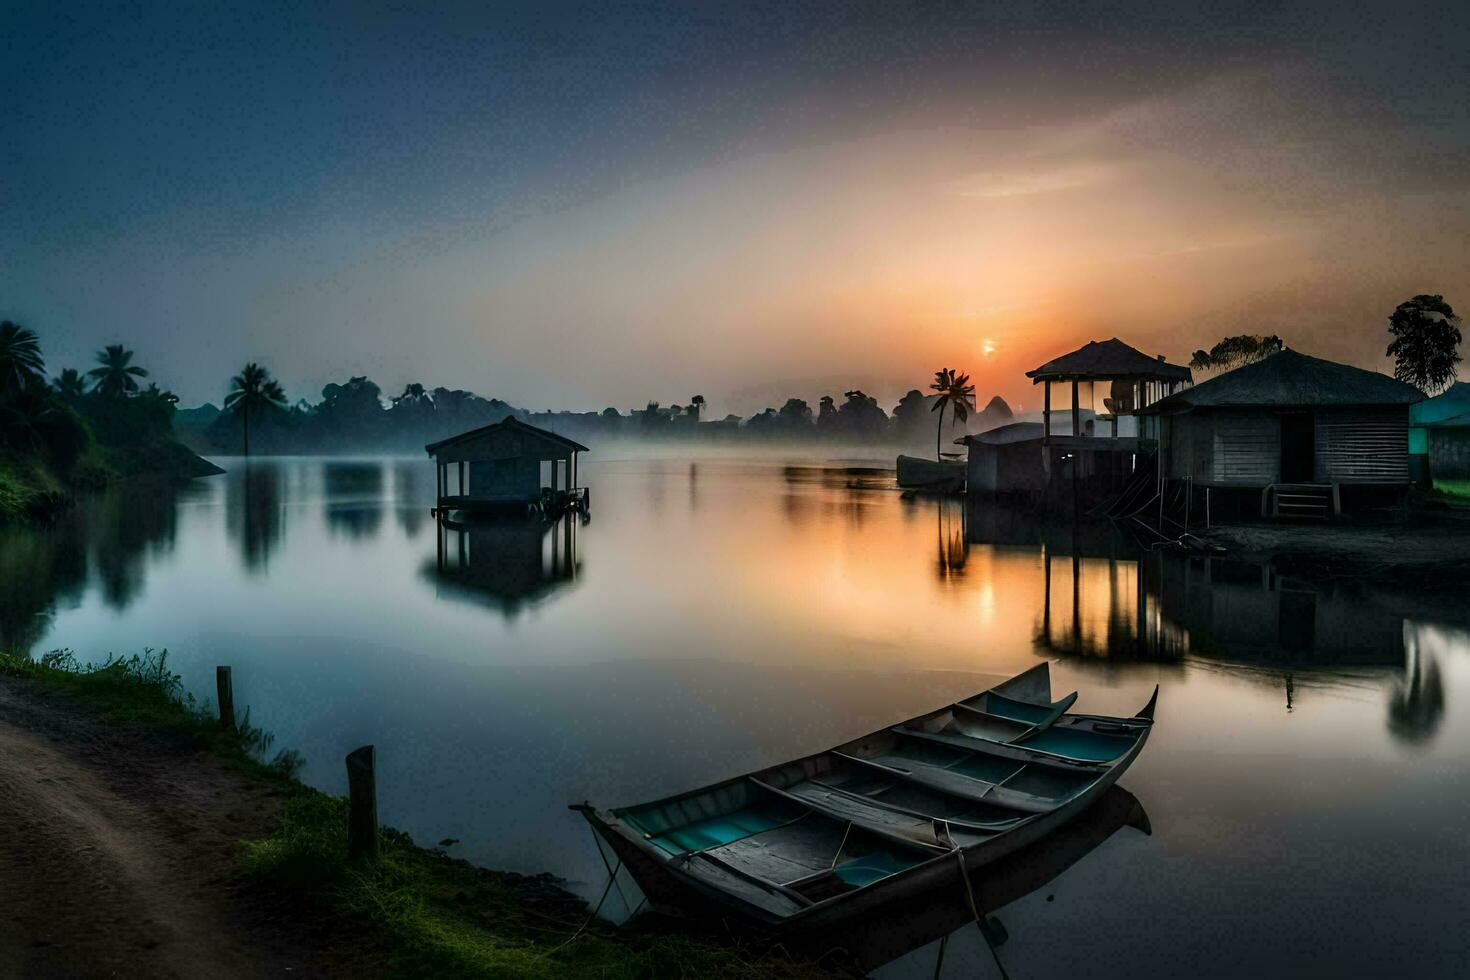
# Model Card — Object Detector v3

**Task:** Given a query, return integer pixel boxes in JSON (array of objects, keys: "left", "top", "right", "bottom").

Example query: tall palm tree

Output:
[
  {"left": 52, "top": 367, "right": 87, "bottom": 398},
  {"left": 224, "top": 362, "right": 287, "bottom": 456},
  {"left": 88, "top": 344, "right": 148, "bottom": 397},
  {"left": 0, "top": 321, "right": 46, "bottom": 396},
  {"left": 929, "top": 368, "right": 976, "bottom": 460}
]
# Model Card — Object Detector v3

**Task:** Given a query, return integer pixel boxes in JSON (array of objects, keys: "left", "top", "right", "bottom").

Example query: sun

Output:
[{"left": 980, "top": 337, "right": 997, "bottom": 357}]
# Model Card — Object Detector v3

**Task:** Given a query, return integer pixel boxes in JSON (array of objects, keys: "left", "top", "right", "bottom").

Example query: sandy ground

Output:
[{"left": 0, "top": 676, "right": 373, "bottom": 979}]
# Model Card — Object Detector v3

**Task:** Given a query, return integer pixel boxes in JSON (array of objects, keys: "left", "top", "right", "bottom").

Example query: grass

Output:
[
  {"left": 1433, "top": 479, "right": 1470, "bottom": 500},
  {"left": 0, "top": 647, "right": 852, "bottom": 979}
]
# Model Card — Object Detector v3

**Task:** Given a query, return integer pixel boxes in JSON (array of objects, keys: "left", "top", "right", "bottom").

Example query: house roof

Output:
[
  {"left": 425, "top": 415, "right": 590, "bottom": 456},
  {"left": 1410, "top": 381, "right": 1470, "bottom": 425},
  {"left": 1425, "top": 409, "right": 1470, "bottom": 429},
  {"left": 1141, "top": 349, "right": 1423, "bottom": 413},
  {"left": 1026, "top": 338, "right": 1193, "bottom": 384},
  {"left": 956, "top": 421, "right": 1046, "bottom": 446}
]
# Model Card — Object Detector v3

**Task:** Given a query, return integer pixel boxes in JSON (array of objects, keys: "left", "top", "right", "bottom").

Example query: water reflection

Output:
[
  {"left": 0, "top": 481, "right": 186, "bottom": 652},
  {"left": 322, "top": 461, "right": 385, "bottom": 540},
  {"left": 393, "top": 460, "right": 429, "bottom": 536},
  {"left": 840, "top": 786, "right": 1150, "bottom": 974},
  {"left": 427, "top": 514, "right": 581, "bottom": 617},
  {"left": 1389, "top": 624, "right": 1447, "bottom": 745},
  {"left": 227, "top": 461, "right": 285, "bottom": 573}
]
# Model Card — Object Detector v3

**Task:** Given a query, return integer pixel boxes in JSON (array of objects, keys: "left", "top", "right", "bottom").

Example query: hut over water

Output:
[
  {"left": 1142, "top": 349, "right": 1423, "bottom": 518},
  {"left": 426, "top": 416, "right": 589, "bottom": 516}
]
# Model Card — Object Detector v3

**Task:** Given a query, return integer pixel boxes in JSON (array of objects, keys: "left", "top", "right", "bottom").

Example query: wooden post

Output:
[
  {"left": 1076, "top": 379, "right": 1087, "bottom": 440},
  {"left": 1043, "top": 383, "right": 1051, "bottom": 440},
  {"left": 459, "top": 460, "right": 465, "bottom": 496},
  {"left": 216, "top": 666, "right": 235, "bottom": 730},
  {"left": 346, "top": 745, "right": 379, "bottom": 862}
]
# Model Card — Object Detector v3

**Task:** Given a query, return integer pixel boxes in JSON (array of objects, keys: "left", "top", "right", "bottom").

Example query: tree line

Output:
[{"left": 184, "top": 369, "right": 1005, "bottom": 455}]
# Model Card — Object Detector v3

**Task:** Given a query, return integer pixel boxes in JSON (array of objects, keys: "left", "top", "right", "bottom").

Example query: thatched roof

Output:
[
  {"left": 425, "top": 415, "right": 589, "bottom": 455},
  {"left": 1142, "top": 349, "right": 1423, "bottom": 413},
  {"left": 1026, "top": 338, "right": 1192, "bottom": 384}
]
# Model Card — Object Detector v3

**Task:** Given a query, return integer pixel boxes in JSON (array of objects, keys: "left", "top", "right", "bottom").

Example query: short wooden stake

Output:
[
  {"left": 216, "top": 666, "right": 235, "bottom": 730},
  {"left": 346, "top": 745, "right": 379, "bottom": 862}
]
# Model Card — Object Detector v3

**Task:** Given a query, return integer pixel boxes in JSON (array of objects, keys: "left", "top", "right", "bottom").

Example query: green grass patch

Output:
[
  {"left": 0, "top": 648, "right": 851, "bottom": 979},
  {"left": 1433, "top": 479, "right": 1470, "bottom": 499},
  {"left": 0, "top": 648, "right": 302, "bottom": 778},
  {"left": 243, "top": 794, "right": 848, "bottom": 979}
]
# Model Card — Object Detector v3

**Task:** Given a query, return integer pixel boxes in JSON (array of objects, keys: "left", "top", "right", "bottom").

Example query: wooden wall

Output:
[
  {"left": 1314, "top": 407, "right": 1408, "bottom": 484},
  {"left": 1212, "top": 411, "right": 1279, "bottom": 485},
  {"left": 1164, "top": 405, "right": 1410, "bottom": 487}
]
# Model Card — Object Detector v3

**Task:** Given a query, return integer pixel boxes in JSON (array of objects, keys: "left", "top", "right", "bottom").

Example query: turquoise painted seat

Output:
[
  {"left": 631, "top": 798, "right": 806, "bottom": 856},
  {"left": 834, "top": 850, "right": 918, "bottom": 887}
]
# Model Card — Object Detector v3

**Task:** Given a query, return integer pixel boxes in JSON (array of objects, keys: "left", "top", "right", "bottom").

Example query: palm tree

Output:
[
  {"left": 0, "top": 321, "right": 46, "bottom": 396},
  {"left": 929, "top": 368, "right": 976, "bottom": 460},
  {"left": 52, "top": 368, "right": 87, "bottom": 398},
  {"left": 224, "top": 362, "right": 288, "bottom": 456},
  {"left": 88, "top": 344, "right": 148, "bottom": 397}
]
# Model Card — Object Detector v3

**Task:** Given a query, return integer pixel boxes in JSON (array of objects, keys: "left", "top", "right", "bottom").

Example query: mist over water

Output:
[{"left": 3, "top": 455, "right": 1468, "bottom": 976}]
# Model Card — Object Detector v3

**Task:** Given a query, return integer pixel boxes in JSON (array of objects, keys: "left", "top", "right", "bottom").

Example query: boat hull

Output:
[
  {"left": 581, "top": 717, "right": 1150, "bottom": 934},
  {"left": 896, "top": 454, "right": 965, "bottom": 492}
]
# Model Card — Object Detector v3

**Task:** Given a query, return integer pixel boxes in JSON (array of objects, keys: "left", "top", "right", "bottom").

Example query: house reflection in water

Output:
[
  {"left": 428, "top": 513, "right": 582, "bottom": 617},
  {"left": 988, "top": 504, "right": 1446, "bottom": 741}
]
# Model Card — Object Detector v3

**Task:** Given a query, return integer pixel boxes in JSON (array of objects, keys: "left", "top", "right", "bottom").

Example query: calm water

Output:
[{"left": 3, "top": 455, "right": 1468, "bottom": 977}]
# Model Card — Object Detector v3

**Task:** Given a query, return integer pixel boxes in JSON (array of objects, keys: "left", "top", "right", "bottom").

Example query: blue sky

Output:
[{"left": 4, "top": 1, "right": 1468, "bottom": 412}]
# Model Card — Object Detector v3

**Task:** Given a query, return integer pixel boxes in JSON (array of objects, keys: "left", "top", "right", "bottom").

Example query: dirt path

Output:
[{"left": 0, "top": 676, "right": 365, "bottom": 978}]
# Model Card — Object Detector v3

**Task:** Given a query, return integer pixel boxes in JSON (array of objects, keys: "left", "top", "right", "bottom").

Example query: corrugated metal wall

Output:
[
  {"left": 1315, "top": 408, "right": 1408, "bottom": 483},
  {"left": 1213, "top": 411, "right": 1279, "bottom": 485}
]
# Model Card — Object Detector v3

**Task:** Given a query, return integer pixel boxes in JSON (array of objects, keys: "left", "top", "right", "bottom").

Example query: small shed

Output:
[
  {"left": 956, "top": 422, "right": 1047, "bottom": 494},
  {"left": 1026, "top": 338, "right": 1193, "bottom": 443},
  {"left": 1142, "top": 350, "right": 1423, "bottom": 516},
  {"left": 425, "top": 417, "right": 588, "bottom": 513},
  {"left": 1425, "top": 411, "right": 1470, "bottom": 482},
  {"left": 1409, "top": 382, "right": 1470, "bottom": 484}
]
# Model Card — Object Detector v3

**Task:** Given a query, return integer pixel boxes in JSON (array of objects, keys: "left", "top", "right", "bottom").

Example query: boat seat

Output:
[{"left": 631, "top": 798, "right": 807, "bottom": 856}]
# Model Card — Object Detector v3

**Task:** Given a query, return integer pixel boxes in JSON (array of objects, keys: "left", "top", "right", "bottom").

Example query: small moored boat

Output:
[
  {"left": 896, "top": 454, "right": 965, "bottom": 492},
  {"left": 573, "top": 663, "right": 1156, "bottom": 932}
]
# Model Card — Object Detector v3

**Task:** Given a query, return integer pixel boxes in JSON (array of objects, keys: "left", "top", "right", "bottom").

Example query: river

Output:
[{"left": 2, "top": 455, "right": 1466, "bottom": 976}]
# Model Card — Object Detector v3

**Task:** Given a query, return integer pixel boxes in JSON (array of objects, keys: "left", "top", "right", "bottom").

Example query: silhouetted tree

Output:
[
  {"left": 816, "top": 395, "right": 837, "bottom": 435},
  {"left": 777, "top": 397, "right": 814, "bottom": 432},
  {"left": 929, "top": 368, "right": 975, "bottom": 459},
  {"left": 1387, "top": 294, "right": 1461, "bottom": 395},
  {"left": 224, "top": 363, "right": 288, "bottom": 456},
  {"left": 891, "top": 389, "right": 929, "bottom": 441},
  {"left": 0, "top": 321, "right": 45, "bottom": 396},
  {"left": 51, "top": 368, "right": 86, "bottom": 399},
  {"left": 1188, "top": 335, "right": 1284, "bottom": 374},
  {"left": 88, "top": 344, "right": 148, "bottom": 397},
  {"left": 836, "top": 390, "right": 888, "bottom": 441}
]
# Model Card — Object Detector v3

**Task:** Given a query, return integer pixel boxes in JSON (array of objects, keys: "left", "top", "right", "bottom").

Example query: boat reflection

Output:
[
  {"left": 426, "top": 513, "right": 581, "bottom": 617},
  {"left": 781, "top": 785, "right": 1150, "bottom": 974}
]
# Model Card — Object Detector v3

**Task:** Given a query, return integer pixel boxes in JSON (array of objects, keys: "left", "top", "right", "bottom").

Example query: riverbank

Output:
[
  {"left": 0, "top": 650, "right": 849, "bottom": 978},
  {"left": 1199, "top": 490, "right": 1470, "bottom": 609},
  {"left": 0, "top": 441, "right": 222, "bottom": 524}
]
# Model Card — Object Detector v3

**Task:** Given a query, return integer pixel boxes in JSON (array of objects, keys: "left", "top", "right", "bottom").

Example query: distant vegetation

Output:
[
  {"left": 182, "top": 372, "right": 1014, "bottom": 455},
  {"left": 1188, "top": 334, "right": 1285, "bottom": 374},
  {"left": 0, "top": 322, "right": 219, "bottom": 522}
]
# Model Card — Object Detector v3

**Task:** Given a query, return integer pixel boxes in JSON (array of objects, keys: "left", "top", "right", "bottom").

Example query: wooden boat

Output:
[
  {"left": 573, "top": 664, "right": 1156, "bottom": 933},
  {"left": 896, "top": 454, "right": 966, "bottom": 492}
]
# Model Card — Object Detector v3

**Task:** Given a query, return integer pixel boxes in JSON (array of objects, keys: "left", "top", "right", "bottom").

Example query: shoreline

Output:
[{"left": 0, "top": 650, "right": 849, "bottom": 978}]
